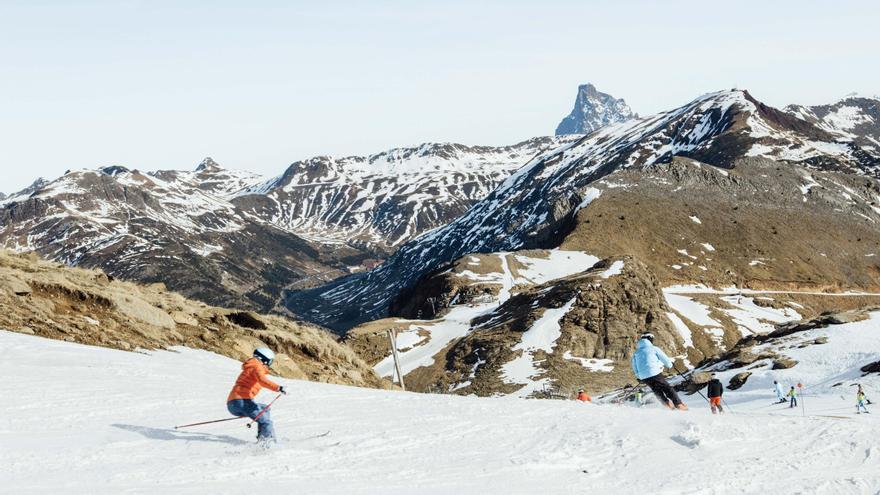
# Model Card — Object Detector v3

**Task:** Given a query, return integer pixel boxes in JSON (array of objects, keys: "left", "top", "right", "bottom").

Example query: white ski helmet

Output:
[
  {"left": 640, "top": 332, "right": 655, "bottom": 342},
  {"left": 253, "top": 347, "right": 275, "bottom": 366}
]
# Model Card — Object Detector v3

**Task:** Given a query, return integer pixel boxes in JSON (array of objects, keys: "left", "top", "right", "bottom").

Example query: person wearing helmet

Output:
[
  {"left": 631, "top": 332, "right": 687, "bottom": 410},
  {"left": 576, "top": 389, "right": 592, "bottom": 402},
  {"left": 227, "top": 347, "right": 286, "bottom": 442}
]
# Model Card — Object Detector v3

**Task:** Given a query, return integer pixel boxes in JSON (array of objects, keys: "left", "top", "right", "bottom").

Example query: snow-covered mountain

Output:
[
  {"left": 0, "top": 138, "right": 575, "bottom": 310},
  {"left": 555, "top": 83, "right": 635, "bottom": 135},
  {"left": 785, "top": 94, "right": 880, "bottom": 154},
  {"left": 236, "top": 136, "right": 577, "bottom": 249},
  {"left": 0, "top": 161, "right": 342, "bottom": 311},
  {"left": 286, "top": 89, "right": 880, "bottom": 332}
]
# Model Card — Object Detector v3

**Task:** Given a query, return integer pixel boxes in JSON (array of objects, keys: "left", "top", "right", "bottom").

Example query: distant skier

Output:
[
  {"left": 773, "top": 380, "right": 786, "bottom": 403},
  {"left": 857, "top": 384, "right": 872, "bottom": 405},
  {"left": 857, "top": 389, "right": 870, "bottom": 414},
  {"left": 227, "top": 347, "right": 287, "bottom": 443},
  {"left": 707, "top": 373, "right": 724, "bottom": 414},
  {"left": 576, "top": 389, "right": 592, "bottom": 402},
  {"left": 787, "top": 386, "right": 798, "bottom": 408},
  {"left": 631, "top": 333, "right": 687, "bottom": 411}
]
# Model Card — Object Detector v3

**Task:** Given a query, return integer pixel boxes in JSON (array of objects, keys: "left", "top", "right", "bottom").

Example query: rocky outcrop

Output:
[
  {"left": 349, "top": 255, "right": 690, "bottom": 397},
  {"left": 728, "top": 371, "right": 751, "bottom": 390},
  {"left": 0, "top": 250, "right": 388, "bottom": 389},
  {"left": 862, "top": 361, "right": 880, "bottom": 375},
  {"left": 447, "top": 257, "right": 684, "bottom": 396}
]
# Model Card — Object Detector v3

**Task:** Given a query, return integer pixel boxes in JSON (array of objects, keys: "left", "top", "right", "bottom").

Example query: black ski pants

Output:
[{"left": 642, "top": 373, "right": 683, "bottom": 407}]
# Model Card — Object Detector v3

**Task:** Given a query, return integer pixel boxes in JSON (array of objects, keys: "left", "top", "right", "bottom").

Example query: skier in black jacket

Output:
[{"left": 706, "top": 373, "right": 724, "bottom": 414}]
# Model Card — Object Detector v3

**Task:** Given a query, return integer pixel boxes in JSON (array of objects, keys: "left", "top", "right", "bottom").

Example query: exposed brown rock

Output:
[
  {"left": 728, "top": 372, "right": 751, "bottom": 390},
  {"left": 772, "top": 357, "right": 798, "bottom": 370}
]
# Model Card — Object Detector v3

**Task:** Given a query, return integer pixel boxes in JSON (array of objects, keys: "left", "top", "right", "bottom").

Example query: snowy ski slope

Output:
[{"left": 1, "top": 329, "right": 878, "bottom": 494}]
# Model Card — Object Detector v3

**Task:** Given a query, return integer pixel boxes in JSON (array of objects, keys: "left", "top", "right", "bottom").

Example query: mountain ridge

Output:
[{"left": 284, "top": 88, "right": 880, "bottom": 332}]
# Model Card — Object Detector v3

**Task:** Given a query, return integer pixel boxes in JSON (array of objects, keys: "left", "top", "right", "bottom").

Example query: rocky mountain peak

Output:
[
  {"left": 195, "top": 157, "right": 221, "bottom": 172},
  {"left": 555, "top": 83, "right": 635, "bottom": 135},
  {"left": 100, "top": 165, "right": 131, "bottom": 177}
]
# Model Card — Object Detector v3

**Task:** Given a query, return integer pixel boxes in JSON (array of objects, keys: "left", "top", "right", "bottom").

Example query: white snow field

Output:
[{"left": 2, "top": 329, "right": 879, "bottom": 495}]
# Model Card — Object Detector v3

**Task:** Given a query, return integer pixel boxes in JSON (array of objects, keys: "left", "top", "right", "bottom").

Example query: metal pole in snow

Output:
[
  {"left": 387, "top": 328, "right": 406, "bottom": 391},
  {"left": 798, "top": 382, "right": 805, "bottom": 417}
]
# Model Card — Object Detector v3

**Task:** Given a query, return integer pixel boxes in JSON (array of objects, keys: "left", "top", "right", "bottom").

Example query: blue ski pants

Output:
[{"left": 227, "top": 399, "right": 275, "bottom": 440}]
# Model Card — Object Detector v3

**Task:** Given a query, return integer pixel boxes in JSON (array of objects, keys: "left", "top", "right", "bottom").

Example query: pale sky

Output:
[{"left": 2, "top": 0, "right": 878, "bottom": 193}]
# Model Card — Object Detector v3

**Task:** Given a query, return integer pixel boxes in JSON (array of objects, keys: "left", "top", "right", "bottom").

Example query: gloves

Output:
[{"left": 279, "top": 386, "right": 287, "bottom": 395}]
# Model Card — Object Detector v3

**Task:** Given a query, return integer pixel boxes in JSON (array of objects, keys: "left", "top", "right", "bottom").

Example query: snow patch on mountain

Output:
[{"left": 501, "top": 297, "right": 577, "bottom": 397}]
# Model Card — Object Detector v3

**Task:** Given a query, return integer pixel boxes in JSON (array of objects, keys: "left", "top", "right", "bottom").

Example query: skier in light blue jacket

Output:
[{"left": 631, "top": 333, "right": 686, "bottom": 410}]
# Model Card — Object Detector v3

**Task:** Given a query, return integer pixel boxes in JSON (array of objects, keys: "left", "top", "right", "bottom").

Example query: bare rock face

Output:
[
  {"left": 447, "top": 257, "right": 684, "bottom": 396},
  {"left": 862, "top": 361, "right": 880, "bottom": 375},
  {"left": 772, "top": 357, "right": 799, "bottom": 369},
  {"left": 728, "top": 372, "right": 752, "bottom": 390},
  {"left": 556, "top": 83, "right": 636, "bottom": 135}
]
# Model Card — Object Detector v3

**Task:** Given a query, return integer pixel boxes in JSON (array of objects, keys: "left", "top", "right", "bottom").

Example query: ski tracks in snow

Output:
[{"left": 3, "top": 332, "right": 880, "bottom": 494}]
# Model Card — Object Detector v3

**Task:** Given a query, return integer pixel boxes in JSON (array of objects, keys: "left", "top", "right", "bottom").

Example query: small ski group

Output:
[{"left": 773, "top": 380, "right": 799, "bottom": 407}]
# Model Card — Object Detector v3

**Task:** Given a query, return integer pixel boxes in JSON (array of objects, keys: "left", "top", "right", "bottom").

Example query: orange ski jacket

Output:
[{"left": 227, "top": 358, "right": 281, "bottom": 402}]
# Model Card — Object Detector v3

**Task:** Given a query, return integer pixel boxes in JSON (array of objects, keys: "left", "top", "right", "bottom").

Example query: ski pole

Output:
[
  {"left": 721, "top": 397, "right": 735, "bottom": 414},
  {"left": 174, "top": 416, "right": 246, "bottom": 429},
  {"left": 246, "top": 393, "right": 283, "bottom": 429},
  {"left": 673, "top": 364, "right": 710, "bottom": 404}
]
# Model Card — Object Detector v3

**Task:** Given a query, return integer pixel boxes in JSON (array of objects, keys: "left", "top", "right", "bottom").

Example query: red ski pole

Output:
[
  {"left": 174, "top": 416, "right": 246, "bottom": 429},
  {"left": 246, "top": 393, "right": 283, "bottom": 429}
]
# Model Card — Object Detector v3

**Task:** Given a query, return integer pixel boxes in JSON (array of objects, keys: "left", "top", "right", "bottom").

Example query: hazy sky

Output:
[{"left": 2, "top": 0, "right": 878, "bottom": 193}]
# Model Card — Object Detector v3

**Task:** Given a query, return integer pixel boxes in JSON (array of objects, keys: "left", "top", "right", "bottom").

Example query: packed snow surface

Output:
[{"left": 2, "top": 329, "right": 879, "bottom": 494}]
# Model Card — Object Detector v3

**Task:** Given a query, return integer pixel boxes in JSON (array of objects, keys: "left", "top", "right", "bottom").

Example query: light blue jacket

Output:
[
  {"left": 774, "top": 382, "right": 785, "bottom": 399},
  {"left": 631, "top": 338, "right": 673, "bottom": 380}
]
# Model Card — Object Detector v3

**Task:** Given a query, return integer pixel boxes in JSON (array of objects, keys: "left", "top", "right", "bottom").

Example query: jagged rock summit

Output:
[{"left": 555, "top": 83, "right": 635, "bottom": 135}]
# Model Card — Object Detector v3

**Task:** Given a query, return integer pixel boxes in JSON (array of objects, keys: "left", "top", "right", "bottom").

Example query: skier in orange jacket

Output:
[
  {"left": 577, "top": 390, "right": 592, "bottom": 402},
  {"left": 227, "top": 347, "right": 286, "bottom": 442}
]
